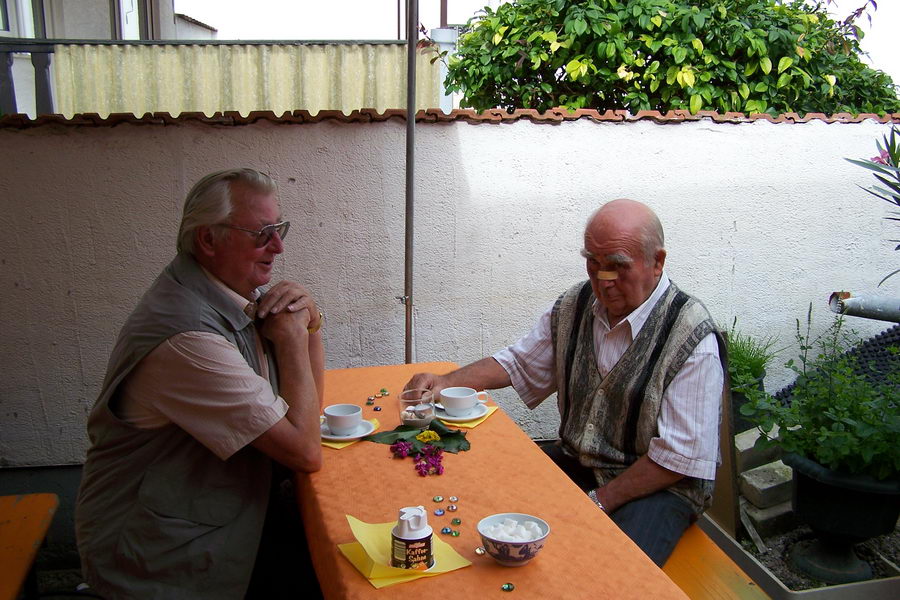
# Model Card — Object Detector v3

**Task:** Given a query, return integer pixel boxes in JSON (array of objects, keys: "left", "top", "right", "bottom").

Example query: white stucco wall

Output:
[{"left": 1, "top": 117, "right": 897, "bottom": 467}]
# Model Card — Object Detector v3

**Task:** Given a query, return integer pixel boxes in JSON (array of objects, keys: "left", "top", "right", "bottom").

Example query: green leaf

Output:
[
  {"left": 690, "top": 94, "right": 702, "bottom": 113},
  {"left": 666, "top": 65, "right": 678, "bottom": 84},
  {"left": 776, "top": 72, "right": 791, "bottom": 88},
  {"left": 739, "top": 83, "right": 750, "bottom": 99},
  {"left": 778, "top": 56, "right": 794, "bottom": 73},
  {"left": 744, "top": 61, "right": 757, "bottom": 76},
  {"left": 754, "top": 82, "right": 768, "bottom": 92},
  {"left": 691, "top": 38, "right": 704, "bottom": 53},
  {"left": 760, "top": 56, "right": 772, "bottom": 74},
  {"left": 363, "top": 420, "right": 471, "bottom": 454},
  {"left": 566, "top": 59, "right": 584, "bottom": 80},
  {"left": 651, "top": 15, "right": 662, "bottom": 28},
  {"left": 574, "top": 19, "right": 587, "bottom": 36}
]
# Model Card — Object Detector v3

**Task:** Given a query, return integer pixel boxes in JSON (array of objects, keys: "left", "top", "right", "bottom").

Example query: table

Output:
[
  {"left": 0, "top": 493, "right": 59, "bottom": 600},
  {"left": 296, "top": 362, "right": 689, "bottom": 599}
]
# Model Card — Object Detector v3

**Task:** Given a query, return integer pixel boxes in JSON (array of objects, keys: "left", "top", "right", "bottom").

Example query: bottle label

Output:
[{"left": 390, "top": 532, "right": 434, "bottom": 570}]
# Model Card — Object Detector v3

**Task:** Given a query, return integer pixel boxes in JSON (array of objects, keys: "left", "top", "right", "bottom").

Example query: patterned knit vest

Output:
[{"left": 550, "top": 279, "right": 723, "bottom": 513}]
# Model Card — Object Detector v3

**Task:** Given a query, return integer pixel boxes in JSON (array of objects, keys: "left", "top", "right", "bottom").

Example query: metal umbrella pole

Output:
[{"left": 403, "top": 0, "right": 418, "bottom": 363}]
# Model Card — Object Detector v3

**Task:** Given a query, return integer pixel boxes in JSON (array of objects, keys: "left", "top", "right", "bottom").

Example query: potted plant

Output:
[
  {"left": 727, "top": 318, "right": 780, "bottom": 433},
  {"left": 740, "top": 307, "right": 900, "bottom": 584}
]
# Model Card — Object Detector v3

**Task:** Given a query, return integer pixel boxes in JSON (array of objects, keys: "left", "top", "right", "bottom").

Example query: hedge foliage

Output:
[{"left": 443, "top": 0, "right": 900, "bottom": 115}]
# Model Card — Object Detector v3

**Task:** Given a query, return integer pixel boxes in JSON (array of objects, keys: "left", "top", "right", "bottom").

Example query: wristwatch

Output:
[
  {"left": 587, "top": 489, "right": 606, "bottom": 512},
  {"left": 307, "top": 310, "right": 325, "bottom": 334}
]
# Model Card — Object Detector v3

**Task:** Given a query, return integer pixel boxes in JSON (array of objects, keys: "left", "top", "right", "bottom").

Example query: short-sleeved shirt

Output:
[{"left": 116, "top": 271, "right": 288, "bottom": 460}]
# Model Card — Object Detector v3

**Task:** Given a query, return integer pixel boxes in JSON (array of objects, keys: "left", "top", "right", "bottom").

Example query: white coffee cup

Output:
[
  {"left": 440, "top": 387, "right": 488, "bottom": 417},
  {"left": 323, "top": 404, "right": 362, "bottom": 436}
]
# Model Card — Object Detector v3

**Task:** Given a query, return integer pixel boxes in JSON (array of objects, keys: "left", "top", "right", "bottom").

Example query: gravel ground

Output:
[{"left": 742, "top": 525, "right": 900, "bottom": 591}]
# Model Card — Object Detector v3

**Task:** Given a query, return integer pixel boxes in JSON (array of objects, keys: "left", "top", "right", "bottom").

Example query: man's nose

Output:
[{"left": 267, "top": 231, "right": 284, "bottom": 254}]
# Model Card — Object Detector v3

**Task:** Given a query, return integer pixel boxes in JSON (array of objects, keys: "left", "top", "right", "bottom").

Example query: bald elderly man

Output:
[{"left": 406, "top": 199, "right": 725, "bottom": 565}]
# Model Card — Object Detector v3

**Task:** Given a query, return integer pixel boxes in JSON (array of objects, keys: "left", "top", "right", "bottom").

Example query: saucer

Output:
[
  {"left": 320, "top": 419, "right": 376, "bottom": 441},
  {"left": 435, "top": 402, "right": 489, "bottom": 423},
  {"left": 435, "top": 399, "right": 486, "bottom": 411}
]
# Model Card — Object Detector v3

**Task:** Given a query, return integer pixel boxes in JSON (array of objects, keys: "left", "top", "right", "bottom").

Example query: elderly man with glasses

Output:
[{"left": 76, "top": 168, "right": 324, "bottom": 599}]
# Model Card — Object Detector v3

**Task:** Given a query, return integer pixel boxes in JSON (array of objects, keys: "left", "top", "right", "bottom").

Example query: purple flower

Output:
[
  {"left": 411, "top": 444, "right": 445, "bottom": 476},
  {"left": 871, "top": 149, "right": 891, "bottom": 165},
  {"left": 390, "top": 440, "right": 413, "bottom": 458}
]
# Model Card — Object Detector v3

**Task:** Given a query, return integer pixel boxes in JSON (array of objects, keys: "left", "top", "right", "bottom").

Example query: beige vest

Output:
[
  {"left": 76, "top": 252, "right": 277, "bottom": 599},
  {"left": 550, "top": 280, "right": 724, "bottom": 513}
]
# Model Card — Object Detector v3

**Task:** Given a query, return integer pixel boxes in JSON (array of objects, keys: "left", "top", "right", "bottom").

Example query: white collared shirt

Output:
[{"left": 493, "top": 273, "right": 723, "bottom": 480}]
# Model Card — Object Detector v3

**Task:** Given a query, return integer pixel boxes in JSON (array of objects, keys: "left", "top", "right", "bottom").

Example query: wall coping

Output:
[{"left": 2, "top": 108, "right": 899, "bottom": 129}]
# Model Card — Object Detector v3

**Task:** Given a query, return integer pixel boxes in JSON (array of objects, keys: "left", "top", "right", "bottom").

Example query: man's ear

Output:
[
  {"left": 654, "top": 248, "right": 667, "bottom": 276},
  {"left": 194, "top": 226, "right": 218, "bottom": 258}
]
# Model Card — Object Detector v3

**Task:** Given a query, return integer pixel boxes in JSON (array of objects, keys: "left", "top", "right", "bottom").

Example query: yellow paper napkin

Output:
[
  {"left": 438, "top": 405, "right": 498, "bottom": 429},
  {"left": 321, "top": 418, "right": 380, "bottom": 450},
  {"left": 338, "top": 515, "right": 471, "bottom": 588}
]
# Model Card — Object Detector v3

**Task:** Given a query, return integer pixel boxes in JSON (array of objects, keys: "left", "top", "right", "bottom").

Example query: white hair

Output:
[{"left": 177, "top": 168, "right": 277, "bottom": 255}]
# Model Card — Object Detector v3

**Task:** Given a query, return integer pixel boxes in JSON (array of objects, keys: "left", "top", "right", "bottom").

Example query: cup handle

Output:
[{"left": 476, "top": 391, "right": 489, "bottom": 404}]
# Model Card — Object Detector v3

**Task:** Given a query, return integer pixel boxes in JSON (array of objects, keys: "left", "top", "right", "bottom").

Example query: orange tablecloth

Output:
[{"left": 296, "top": 362, "right": 689, "bottom": 600}]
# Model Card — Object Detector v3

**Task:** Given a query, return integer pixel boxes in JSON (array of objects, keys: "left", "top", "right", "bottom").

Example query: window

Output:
[{"left": 0, "top": 1, "right": 9, "bottom": 32}]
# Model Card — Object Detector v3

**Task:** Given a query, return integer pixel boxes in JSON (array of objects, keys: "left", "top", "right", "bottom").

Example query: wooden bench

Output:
[
  {"left": 657, "top": 348, "right": 771, "bottom": 599},
  {"left": 663, "top": 521, "right": 769, "bottom": 600},
  {"left": 0, "top": 493, "right": 60, "bottom": 600}
]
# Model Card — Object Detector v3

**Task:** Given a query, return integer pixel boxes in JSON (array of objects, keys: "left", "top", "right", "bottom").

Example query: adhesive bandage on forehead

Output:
[{"left": 581, "top": 247, "right": 628, "bottom": 281}]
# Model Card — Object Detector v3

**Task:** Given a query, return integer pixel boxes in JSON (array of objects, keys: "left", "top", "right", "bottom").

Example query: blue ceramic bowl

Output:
[{"left": 476, "top": 513, "right": 550, "bottom": 567}]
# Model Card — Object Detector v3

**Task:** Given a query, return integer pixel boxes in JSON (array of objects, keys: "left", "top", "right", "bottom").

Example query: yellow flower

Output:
[{"left": 416, "top": 430, "right": 441, "bottom": 443}]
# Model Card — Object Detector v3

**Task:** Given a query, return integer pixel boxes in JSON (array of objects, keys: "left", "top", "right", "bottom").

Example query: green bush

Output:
[{"left": 445, "top": 0, "right": 900, "bottom": 115}]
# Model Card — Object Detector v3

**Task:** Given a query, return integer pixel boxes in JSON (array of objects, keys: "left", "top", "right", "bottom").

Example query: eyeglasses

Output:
[{"left": 220, "top": 221, "right": 290, "bottom": 247}]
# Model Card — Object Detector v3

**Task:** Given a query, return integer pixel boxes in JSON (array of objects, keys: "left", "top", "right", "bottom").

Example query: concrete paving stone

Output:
[
  {"left": 740, "top": 460, "right": 793, "bottom": 509},
  {"left": 734, "top": 425, "right": 782, "bottom": 472},
  {"left": 741, "top": 498, "right": 797, "bottom": 539}
]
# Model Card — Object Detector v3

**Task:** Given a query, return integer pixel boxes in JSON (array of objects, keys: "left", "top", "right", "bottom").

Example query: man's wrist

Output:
[{"left": 587, "top": 488, "right": 606, "bottom": 512}]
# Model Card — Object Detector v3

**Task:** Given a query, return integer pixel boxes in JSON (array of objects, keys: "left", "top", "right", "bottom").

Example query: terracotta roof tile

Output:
[{"left": 2, "top": 108, "right": 898, "bottom": 129}]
